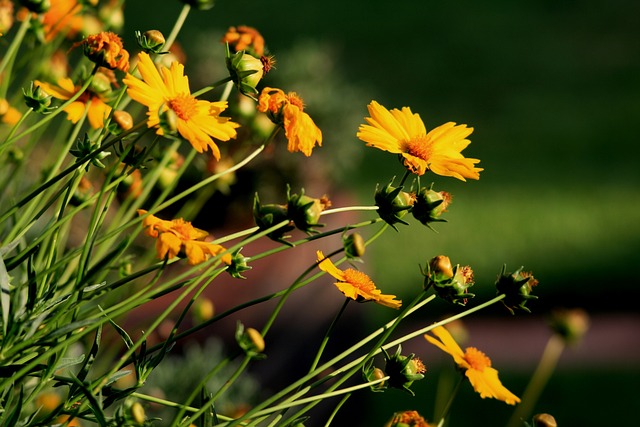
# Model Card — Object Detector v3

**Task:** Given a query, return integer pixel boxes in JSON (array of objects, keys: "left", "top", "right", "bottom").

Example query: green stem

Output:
[
  {"left": 162, "top": 4, "right": 191, "bottom": 54},
  {"left": 324, "top": 393, "right": 351, "bottom": 427},
  {"left": 191, "top": 76, "right": 233, "bottom": 98},
  {"left": 309, "top": 298, "right": 350, "bottom": 373},
  {"left": 0, "top": 16, "right": 31, "bottom": 80},
  {"left": 435, "top": 374, "right": 463, "bottom": 427},
  {"left": 320, "top": 206, "right": 379, "bottom": 216},
  {"left": 505, "top": 334, "right": 565, "bottom": 427}
]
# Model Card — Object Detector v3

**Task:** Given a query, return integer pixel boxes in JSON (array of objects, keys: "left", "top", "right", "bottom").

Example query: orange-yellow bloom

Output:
[
  {"left": 257, "top": 87, "right": 322, "bottom": 157},
  {"left": 34, "top": 78, "right": 111, "bottom": 129},
  {"left": 424, "top": 325, "right": 520, "bottom": 405},
  {"left": 316, "top": 251, "right": 401, "bottom": 309},
  {"left": 41, "top": 0, "right": 84, "bottom": 41},
  {"left": 124, "top": 52, "right": 239, "bottom": 159},
  {"left": 138, "top": 210, "right": 231, "bottom": 266},
  {"left": 221, "top": 25, "right": 265, "bottom": 57},
  {"left": 357, "top": 101, "right": 482, "bottom": 181},
  {"left": 74, "top": 31, "right": 130, "bottom": 72},
  {"left": 0, "top": 98, "right": 21, "bottom": 125}
]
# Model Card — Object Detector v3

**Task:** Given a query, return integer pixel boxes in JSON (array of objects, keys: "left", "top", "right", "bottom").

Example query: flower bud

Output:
[
  {"left": 374, "top": 180, "right": 414, "bottom": 231},
  {"left": 548, "top": 308, "right": 589, "bottom": 346},
  {"left": 383, "top": 346, "right": 426, "bottom": 395},
  {"left": 422, "top": 256, "right": 475, "bottom": 305},
  {"left": 192, "top": 297, "right": 215, "bottom": 323},
  {"left": 411, "top": 186, "right": 451, "bottom": 228},
  {"left": 287, "top": 187, "right": 330, "bottom": 234},
  {"left": 343, "top": 233, "right": 366, "bottom": 260},
  {"left": 130, "top": 402, "right": 145, "bottom": 424},
  {"left": 226, "top": 247, "right": 252, "bottom": 279},
  {"left": 226, "top": 49, "right": 265, "bottom": 99},
  {"left": 495, "top": 265, "right": 539, "bottom": 314},
  {"left": 0, "top": 0, "right": 14, "bottom": 34},
  {"left": 532, "top": 413, "right": 557, "bottom": 427},
  {"left": 23, "top": 82, "right": 53, "bottom": 114},
  {"left": 112, "top": 110, "right": 133, "bottom": 132},
  {"left": 253, "top": 193, "right": 295, "bottom": 245},
  {"left": 135, "top": 29, "right": 166, "bottom": 53},
  {"left": 89, "top": 71, "right": 113, "bottom": 95},
  {"left": 235, "top": 323, "right": 266, "bottom": 359}
]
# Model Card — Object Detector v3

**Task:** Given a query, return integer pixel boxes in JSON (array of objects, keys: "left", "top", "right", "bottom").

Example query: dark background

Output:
[{"left": 124, "top": 1, "right": 640, "bottom": 425}]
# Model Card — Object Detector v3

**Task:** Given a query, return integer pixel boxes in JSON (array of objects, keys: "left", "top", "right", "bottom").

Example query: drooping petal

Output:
[
  {"left": 316, "top": 251, "right": 346, "bottom": 281},
  {"left": 465, "top": 367, "right": 521, "bottom": 405}
]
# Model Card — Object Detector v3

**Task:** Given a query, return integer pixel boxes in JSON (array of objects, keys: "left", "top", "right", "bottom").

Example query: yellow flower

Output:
[
  {"left": 41, "top": 0, "right": 84, "bottom": 41},
  {"left": 257, "top": 87, "right": 322, "bottom": 157},
  {"left": 424, "top": 325, "right": 520, "bottom": 405},
  {"left": 34, "top": 78, "right": 111, "bottom": 129},
  {"left": 73, "top": 31, "right": 130, "bottom": 72},
  {"left": 138, "top": 210, "right": 232, "bottom": 266},
  {"left": 0, "top": 98, "right": 21, "bottom": 125},
  {"left": 316, "top": 251, "right": 401, "bottom": 309},
  {"left": 124, "top": 52, "right": 239, "bottom": 159},
  {"left": 357, "top": 101, "right": 483, "bottom": 181}
]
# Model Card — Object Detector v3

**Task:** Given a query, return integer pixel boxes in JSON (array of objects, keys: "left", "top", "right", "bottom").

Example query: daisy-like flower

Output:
[
  {"left": 73, "top": 31, "right": 130, "bottom": 72},
  {"left": 257, "top": 87, "right": 322, "bottom": 157},
  {"left": 124, "top": 52, "right": 239, "bottom": 159},
  {"left": 357, "top": 101, "right": 483, "bottom": 181},
  {"left": 424, "top": 325, "right": 521, "bottom": 405},
  {"left": 35, "top": 76, "right": 111, "bottom": 129},
  {"left": 138, "top": 210, "right": 232, "bottom": 266},
  {"left": 316, "top": 250, "right": 401, "bottom": 309}
]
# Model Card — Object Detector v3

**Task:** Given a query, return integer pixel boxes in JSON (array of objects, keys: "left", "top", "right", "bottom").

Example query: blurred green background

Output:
[{"left": 124, "top": 0, "right": 640, "bottom": 425}]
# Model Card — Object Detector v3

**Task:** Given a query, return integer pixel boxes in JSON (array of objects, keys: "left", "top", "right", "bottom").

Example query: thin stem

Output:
[
  {"left": 0, "top": 16, "right": 30, "bottom": 79},
  {"left": 435, "top": 374, "right": 463, "bottom": 427},
  {"left": 320, "top": 206, "right": 379, "bottom": 216},
  {"left": 162, "top": 4, "right": 191, "bottom": 54},
  {"left": 506, "top": 334, "right": 565, "bottom": 427},
  {"left": 309, "top": 298, "right": 350, "bottom": 373},
  {"left": 191, "top": 76, "right": 233, "bottom": 98},
  {"left": 324, "top": 393, "right": 351, "bottom": 427}
]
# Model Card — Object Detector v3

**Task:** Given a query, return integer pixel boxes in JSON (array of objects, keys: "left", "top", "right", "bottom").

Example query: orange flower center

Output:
[
  {"left": 169, "top": 94, "right": 198, "bottom": 120},
  {"left": 463, "top": 347, "right": 492, "bottom": 371},
  {"left": 406, "top": 135, "right": 432, "bottom": 161},
  {"left": 287, "top": 92, "right": 304, "bottom": 111},
  {"left": 170, "top": 220, "right": 194, "bottom": 240},
  {"left": 342, "top": 269, "right": 376, "bottom": 292}
]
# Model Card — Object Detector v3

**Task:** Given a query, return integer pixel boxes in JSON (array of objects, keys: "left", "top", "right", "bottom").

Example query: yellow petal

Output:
[{"left": 316, "top": 251, "right": 345, "bottom": 281}]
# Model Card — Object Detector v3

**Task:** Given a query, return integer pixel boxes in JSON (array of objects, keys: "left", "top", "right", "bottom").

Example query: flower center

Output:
[
  {"left": 168, "top": 94, "right": 198, "bottom": 120},
  {"left": 171, "top": 219, "right": 194, "bottom": 240},
  {"left": 405, "top": 135, "right": 432, "bottom": 161},
  {"left": 342, "top": 269, "right": 375, "bottom": 291},
  {"left": 463, "top": 347, "right": 492, "bottom": 371},
  {"left": 287, "top": 92, "right": 305, "bottom": 111}
]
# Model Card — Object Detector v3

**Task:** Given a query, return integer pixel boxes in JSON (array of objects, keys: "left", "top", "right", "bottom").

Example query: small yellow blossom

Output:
[
  {"left": 316, "top": 251, "right": 401, "bottom": 309},
  {"left": 73, "top": 31, "right": 130, "bottom": 72},
  {"left": 0, "top": 98, "right": 21, "bottom": 125},
  {"left": 357, "top": 101, "right": 483, "bottom": 181},
  {"left": 258, "top": 87, "right": 322, "bottom": 156},
  {"left": 424, "top": 325, "right": 520, "bottom": 405},
  {"left": 34, "top": 76, "right": 111, "bottom": 129},
  {"left": 124, "top": 52, "right": 239, "bottom": 159},
  {"left": 138, "top": 210, "right": 231, "bottom": 266}
]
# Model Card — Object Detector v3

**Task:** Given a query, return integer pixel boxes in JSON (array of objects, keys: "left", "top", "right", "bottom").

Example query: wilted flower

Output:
[
  {"left": 257, "top": 87, "right": 322, "bottom": 156},
  {"left": 383, "top": 346, "right": 426, "bottom": 395},
  {"left": 384, "top": 410, "right": 434, "bottom": 427},
  {"left": 316, "top": 250, "right": 401, "bottom": 309},
  {"left": 357, "top": 100, "right": 482, "bottom": 180},
  {"left": 124, "top": 52, "right": 239, "bottom": 159},
  {"left": 425, "top": 325, "right": 521, "bottom": 405},
  {"left": 222, "top": 25, "right": 266, "bottom": 57},
  {"left": 137, "top": 210, "right": 231, "bottom": 265},
  {"left": 73, "top": 31, "right": 130, "bottom": 72}
]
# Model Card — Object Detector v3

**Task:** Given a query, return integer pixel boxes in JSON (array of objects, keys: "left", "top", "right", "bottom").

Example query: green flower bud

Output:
[
  {"left": 374, "top": 179, "right": 414, "bottom": 231},
  {"left": 383, "top": 346, "right": 426, "bottom": 395},
  {"left": 253, "top": 193, "right": 295, "bottom": 245},
  {"left": 226, "top": 247, "right": 252, "bottom": 279},
  {"left": 70, "top": 133, "right": 111, "bottom": 171},
  {"left": 235, "top": 323, "right": 266, "bottom": 359},
  {"left": 135, "top": 29, "right": 166, "bottom": 54},
  {"left": 23, "top": 82, "right": 54, "bottom": 114},
  {"left": 495, "top": 265, "right": 539, "bottom": 314},
  {"left": 362, "top": 359, "right": 387, "bottom": 392},
  {"left": 343, "top": 232, "right": 366, "bottom": 260},
  {"left": 422, "top": 255, "right": 475, "bottom": 306},
  {"left": 225, "top": 47, "right": 266, "bottom": 99},
  {"left": 130, "top": 402, "right": 145, "bottom": 424},
  {"left": 287, "top": 187, "right": 329, "bottom": 234},
  {"left": 548, "top": 308, "right": 589, "bottom": 346},
  {"left": 411, "top": 185, "right": 452, "bottom": 228},
  {"left": 89, "top": 71, "right": 113, "bottom": 95}
]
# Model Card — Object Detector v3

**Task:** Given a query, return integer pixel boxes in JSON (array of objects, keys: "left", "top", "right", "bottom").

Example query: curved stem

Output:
[
  {"left": 162, "top": 4, "right": 191, "bottom": 54},
  {"left": 436, "top": 374, "right": 463, "bottom": 427}
]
